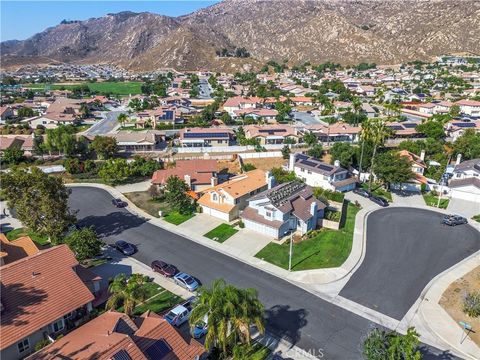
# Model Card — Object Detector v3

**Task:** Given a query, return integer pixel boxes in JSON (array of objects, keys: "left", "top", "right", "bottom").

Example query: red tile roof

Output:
[
  {"left": 151, "top": 159, "right": 217, "bottom": 186},
  {"left": 0, "top": 245, "right": 95, "bottom": 350}
]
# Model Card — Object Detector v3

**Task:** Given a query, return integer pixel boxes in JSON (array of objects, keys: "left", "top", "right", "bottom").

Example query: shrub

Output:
[
  {"left": 238, "top": 220, "right": 245, "bottom": 228},
  {"left": 83, "top": 159, "right": 96, "bottom": 173},
  {"left": 35, "top": 339, "right": 51, "bottom": 351},
  {"left": 324, "top": 209, "right": 341, "bottom": 222},
  {"left": 64, "top": 158, "right": 81, "bottom": 174},
  {"left": 313, "top": 187, "right": 345, "bottom": 203},
  {"left": 463, "top": 291, "right": 480, "bottom": 318}
]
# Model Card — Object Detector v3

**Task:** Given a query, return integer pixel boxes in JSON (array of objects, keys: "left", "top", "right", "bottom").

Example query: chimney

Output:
[
  {"left": 184, "top": 174, "right": 191, "bottom": 188},
  {"left": 456, "top": 153, "right": 462, "bottom": 165},
  {"left": 334, "top": 160, "right": 340, "bottom": 168},
  {"left": 289, "top": 153, "right": 296, "bottom": 171},
  {"left": 420, "top": 150, "right": 426, "bottom": 161},
  {"left": 211, "top": 176, "right": 218, "bottom": 187},
  {"left": 310, "top": 201, "right": 318, "bottom": 216},
  {"left": 266, "top": 171, "right": 275, "bottom": 189}
]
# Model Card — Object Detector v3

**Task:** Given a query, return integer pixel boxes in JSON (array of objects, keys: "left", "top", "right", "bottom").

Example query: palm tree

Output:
[
  {"left": 189, "top": 279, "right": 265, "bottom": 355},
  {"left": 117, "top": 113, "right": 128, "bottom": 128},
  {"left": 366, "top": 118, "right": 390, "bottom": 191},
  {"left": 106, "top": 273, "right": 149, "bottom": 316}
]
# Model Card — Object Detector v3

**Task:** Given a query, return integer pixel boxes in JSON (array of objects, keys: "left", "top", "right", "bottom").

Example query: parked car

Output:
[
  {"left": 353, "top": 188, "right": 371, "bottom": 198},
  {"left": 151, "top": 260, "right": 178, "bottom": 277},
  {"left": 173, "top": 272, "right": 199, "bottom": 292},
  {"left": 114, "top": 240, "right": 135, "bottom": 256},
  {"left": 370, "top": 196, "right": 389, "bottom": 207},
  {"left": 112, "top": 198, "right": 127, "bottom": 208},
  {"left": 443, "top": 214, "right": 467, "bottom": 226},
  {"left": 164, "top": 297, "right": 196, "bottom": 326},
  {"left": 191, "top": 315, "right": 208, "bottom": 339}
]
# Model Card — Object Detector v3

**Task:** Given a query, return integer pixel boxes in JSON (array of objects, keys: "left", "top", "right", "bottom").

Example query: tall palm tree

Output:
[
  {"left": 106, "top": 273, "right": 149, "bottom": 316},
  {"left": 189, "top": 279, "right": 264, "bottom": 355},
  {"left": 366, "top": 118, "right": 390, "bottom": 191}
]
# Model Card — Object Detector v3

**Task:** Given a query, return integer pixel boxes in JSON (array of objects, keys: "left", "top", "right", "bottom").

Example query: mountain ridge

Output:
[{"left": 2, "top": 0, "right": 479, "bottom": 71}]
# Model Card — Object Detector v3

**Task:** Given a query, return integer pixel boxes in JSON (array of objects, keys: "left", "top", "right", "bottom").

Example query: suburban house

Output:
[
  {"left": 0, "top": 245, "right": 96, "bottom": 360},
  {"left": 241, "top": 181, "right": 327, "bottom": 239},
  {"left": 449, "top": 158, "right": 480, "bottom": 202},
  {"left": 306, "top": 123, "right": 361, "bottom": 143},
  {"left": 222, "top": 96, "right": 260, "bottom": 116},
  {"left": 0, "top": 135, "right": 35, "bottom": 156},
  {"left": 198, "top": 169, "right": 270, "bottom": 221},
  {"left": 136, "top": 107, "right": 177, "bottom": 128},
  {"left": 232, "top": 108, "right": 278, "bottom": 122},
  {"left": 26, "top": 98, "right": 83, "bottom": 129},
  {"left": 152, "top": 159, "right": 218, "bottom": 192},
  {"left": 0, "top": 106, "right": 14, "bottom": 121},
  {"left": 445, "top": 120, "right": 480, "bottom": 141},
  {"left": 391, "top": 150, "right": 428, "bottom": 191},
  {"left": 27, "top": 310, "right": 206, "bottom": 360},
  {"left": 455, "top": 99, "right": 480, "bottom": 118},
  {"left": 288, "top": 153, "right": 357, "bottom": 192},
  {"left": 178, "top": 127, "right": 234, "bottom": 148},
  {"left": 244, "top": 125, "right": 299, "bottom": 145},
  {"left": 107, "top": 130, "right": 163, "bottom": 152}
]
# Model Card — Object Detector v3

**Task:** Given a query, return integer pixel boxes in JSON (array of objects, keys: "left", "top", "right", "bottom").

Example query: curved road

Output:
[{"left": 69, "top": 187, "right": 478, "bottom": 359}]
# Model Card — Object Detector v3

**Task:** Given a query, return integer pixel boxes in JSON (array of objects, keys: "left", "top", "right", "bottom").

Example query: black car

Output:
[
  {"left": 370, "top": 196, "right": 389, "bottom": 207},
  {"left": 443, "top": 215, "right": 467, "bottom": 226},
  {"left": 114, "top": 240, "right": 135, "bottom": 255},
  {"left": 353, "top": 188, "right": 371, "bottom": 198},
  {"left": 112, "top": 198, "right": 127, "bottom": 208}
]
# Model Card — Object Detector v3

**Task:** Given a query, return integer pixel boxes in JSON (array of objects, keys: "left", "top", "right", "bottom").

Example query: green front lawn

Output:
[
  {"left": 472, "top": 214, "right": 480, "bottom": 223},
  {"left": 163, "top": 211, "right": 195, "bottom": 225},
  {"left": 5, "top": 228, "right": 50, "bottom": 246},
  {"left": 361, "top": 183, "right": 392, "bottom": 201},
  {"left": 255, "top": 203, "right": 360, "bottom": 270},
  {"left": 204, "top": 223, "right": 238, "bottom": 243},
  {"left": 423, "top": 193, "right": 449, "bottom": 209}
]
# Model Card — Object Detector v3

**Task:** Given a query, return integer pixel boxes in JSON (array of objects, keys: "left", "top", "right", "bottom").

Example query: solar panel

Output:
[
  {"left": 300, "top": 160, "right": 318, "bottom": 167},
  {"left": 317, "top": 164, "right": 333, "bottom": 171},
  {"left": 296, "top": 154, "right": 309, "bottom": 161},
  {"left": 111, "top": 350, "right": 132, "bottom": 360},
  {"left": 389, "top": 125, "right": 404, "bottom": 130},
  {"left": 145, "top": 339, "right": 172, "bottom": 359},
  {"left": 259, "top": 129, "right": 287, "bottom": 133},
  {"left": 403, "top": 123, "right": 417, "bottom": 128},
  {"left": 453, "top": 122, "right": 475, "bottom": 128},
  {"left": 184, "top": 132, "right": 229, "bottom": 138}
]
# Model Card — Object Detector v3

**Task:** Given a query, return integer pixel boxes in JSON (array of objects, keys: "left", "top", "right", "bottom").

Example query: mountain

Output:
[{"left": 2, "top": 0, "right": 480, "bottom": 71}]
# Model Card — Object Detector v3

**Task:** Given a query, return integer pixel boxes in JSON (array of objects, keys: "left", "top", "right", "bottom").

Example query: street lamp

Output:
[{"left": 288, "top": 217, "right": 298, "bottom": 272}]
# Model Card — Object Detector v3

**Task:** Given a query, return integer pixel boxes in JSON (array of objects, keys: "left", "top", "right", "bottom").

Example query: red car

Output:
[{"left": 151, "top": 260, "right": 178, "bottom": 277}]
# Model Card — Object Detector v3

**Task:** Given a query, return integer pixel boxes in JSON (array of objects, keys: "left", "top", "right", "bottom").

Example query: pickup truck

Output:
[{"left": 164, "top": 297, "right": 196, "bottom": 327}]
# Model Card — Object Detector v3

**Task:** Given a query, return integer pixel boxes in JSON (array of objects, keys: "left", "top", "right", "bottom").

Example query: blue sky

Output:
[{"left": 1, "top": 1, "right": 219, "bottom": 41}]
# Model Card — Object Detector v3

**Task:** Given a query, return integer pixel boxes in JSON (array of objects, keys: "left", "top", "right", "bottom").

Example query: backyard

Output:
[
  {"left": 204, "top": 223, "right": 238, "bottom": 243},
  {"left": 255, "top": 203, "right": 360, "bottom": 270},
  {"left": 26, "top": 81, "right": 143, "bottom": 95},
  {"left": 422, "top": 192, "right": 450, "bottom": 209},
  {"left": 6, "top": 227, "right": 50, "bottom": 246}
]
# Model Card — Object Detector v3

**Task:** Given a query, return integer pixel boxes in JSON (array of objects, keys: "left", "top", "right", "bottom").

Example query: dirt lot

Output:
[
  {"left": 242, "top": 157, "right": 287, "bottom": 172},
  {"left": 439, "top": 266, "right": 480, "bottom": 346}
]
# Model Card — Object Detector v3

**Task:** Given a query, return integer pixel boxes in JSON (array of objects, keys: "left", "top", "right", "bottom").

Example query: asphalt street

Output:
[
  {"left": 69, "top": 187, "right": 463, "bottom": 359},
  {"left": 340, "top": 207, "right": 480, "bottom": 320},
  {"left": 86, "top": 110, "right": 125, "bottom": 135},
  {"left": 198, "top": 79, "right": 212, "bottom": 99}
]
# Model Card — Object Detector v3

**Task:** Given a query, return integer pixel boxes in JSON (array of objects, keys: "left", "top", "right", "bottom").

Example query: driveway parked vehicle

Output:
[
  {"left": 112, "top": 198, "right": 127, "bottom": 208},
  {"left": 151, "top": 260, "right": 178, "bottom": 277},
  {"left": 173, "top": 272, "right": 199, "bottom": 292},
  {"left": 164, "top": 297, "right": 196, "bottom": 326},
  {"left": 114, "top": 240, "right": 135, "bottom": 256},
  {"left": 443, "top": 214, "right": 467, "bottom": 226},
  {"left": 370, "top": 196, "right": 389, "bottom": 207},
  {"left": 191, "top": 314, "right": 208, "bottom": 338},
  {"left": 353, "top": 188, "right": 371, "bottom": 198}
]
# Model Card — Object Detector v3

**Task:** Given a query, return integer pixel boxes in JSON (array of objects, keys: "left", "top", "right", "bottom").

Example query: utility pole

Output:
[
  {"left": 437, "top": 155, "right": 452, "bottom": 208},
  {"left": 288, "top": 217, "right": 297, "bottom": 272}
]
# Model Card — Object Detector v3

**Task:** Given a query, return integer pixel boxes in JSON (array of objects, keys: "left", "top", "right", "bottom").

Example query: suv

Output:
[
  {"left": 370, "top": 196, "right": 389, "bottom": 207},
  {"left": 353, "top": 188, "right": 371, "bottom": 198},
  {"left": 151, "top": 260, "right": 178, "bottom": 277},
  {"left": 443, "top": 214, "right": 467, "bottom": 226},
  {"left": 164, "top": 297, "right": 196, "bottom": 326}
]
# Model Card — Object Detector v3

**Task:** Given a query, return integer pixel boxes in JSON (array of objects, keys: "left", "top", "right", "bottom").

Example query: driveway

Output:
[
  {"left": 339, "top": 207, "right": 480, "bottom": 320},
  {"left": 85, "top": 110, "right": 125, "bottom": 135},
  {"left": 448, "top": 198, "right": 480, "bottom": 219},
  {"left": 69, "top": 187, "right": 454, "bottom": 359}
]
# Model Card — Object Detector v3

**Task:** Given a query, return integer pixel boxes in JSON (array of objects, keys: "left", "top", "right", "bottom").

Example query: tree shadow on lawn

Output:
[
  {"left": 265, "top": 304, "right": 308, "bottom": 347},
  {"left": 78, "top": 211, "right": 147, "bottom": 238}
]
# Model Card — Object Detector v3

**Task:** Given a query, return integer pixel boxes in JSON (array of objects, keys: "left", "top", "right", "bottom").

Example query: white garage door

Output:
[
  {"left": 451, "top": 189, "right": 480, "bottom": 202},
  {"left": 201, "top": 206, "right": 231, "bottom": 221}
]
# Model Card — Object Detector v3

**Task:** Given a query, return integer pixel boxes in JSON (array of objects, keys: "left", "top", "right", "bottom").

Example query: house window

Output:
[
  {"left": 51, "top": 318, "right": 65, "bottom": 333},
  {"left": 307, "top": 170, "right": 312, "bottom": 174},
  {"left": 266, "top": 211, "right": 272, "bottom": 217},
  {"left": 300, "top": 168, "right": 305, "bottom": 172},
  {"left": 17, "top": 338, "right": 30, "bottom": 354},
  {"left": 212, "top": 193, "right": 218, "bottom": 201}
]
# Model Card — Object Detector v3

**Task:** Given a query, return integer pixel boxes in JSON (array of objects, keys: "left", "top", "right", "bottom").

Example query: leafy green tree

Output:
[
  {"left": 106, "top": 273, "right": 149, "bottom": 316},
  {"left": 1, "top": 147, "right": 24, "bottom": 165},
  {"left": 453, "top": 129, "right": 480, "bottom": 160},
  {"left": 270, "top": 167, "right": 297, "bottom": 184},
  {"left": 330, "top": 142, "right": 356, "bottom": 168},
  {"left": 363, "top": 327, "right": 421, "bottom": 360},
  {"left": 117, "top": 113, "right": 128, "bottom": 127},
  {"left": 44, "top": 125, "right": 78, "bottom": 156},
  {"left": 416, "top": 120, "right": 445, "bottom": 140},
  {"left": 463, "top": 291, "right": 480, "bottom": 318},
  {"left": 129, "top": 156, "right": 161, "bottom": 177},
  {"left": 65, "top": 227, "right": 103, "bottom": 261},
  {"left": 374, "top": 152, "right": 414, "bottom": 189},
  {"left": 303, "top": 132, "right": 317, "bottom": 146},
  {"left": 189, "top": 279, "right": 264, "bottom": 355},
  {"left": 1, "top": 167, "right": 76, "bottom": 242},
  {"left": 307, "top": 144, "right": 323, "bottom": 159},
  {"left": 17, "top": 107, "right": 35, "bottom": 118},
  {"left": 98, "top": 158, "right": 130, "bottom": 184},
  {"left": 362, "top": 118, "right": 390, "bottom": 190},
  {"left": 64, "top": 158, "right": 81, "bottom": 174},
  {"left": 281, "top": 145, "right": 291, "bottom": 159},
  {"left": 449, "top": 104, "right": 460, "bottom": 117},
  {"left": 165, "top": 175, "right": 192, "bottom": 214},
  {"left": 90, "top": 136, "right": 118, "bottom": 159}
]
